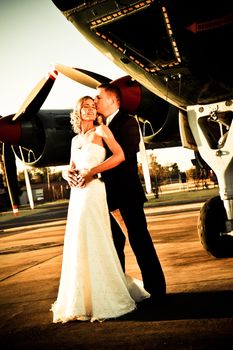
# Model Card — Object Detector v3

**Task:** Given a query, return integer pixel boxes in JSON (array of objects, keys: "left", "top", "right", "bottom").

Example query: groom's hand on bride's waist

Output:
[{"left": 78, "top": 169, "right": 94, "bottom": 187}]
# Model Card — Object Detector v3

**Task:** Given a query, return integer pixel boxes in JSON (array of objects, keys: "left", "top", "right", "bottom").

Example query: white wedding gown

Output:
[{"left": 51, "top": 139, "right": 150, "bottom": 323}]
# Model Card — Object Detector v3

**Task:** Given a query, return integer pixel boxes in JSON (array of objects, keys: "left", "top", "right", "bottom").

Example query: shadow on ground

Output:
[
  {"left": 119, "top": 290, "right": 233, "bottom": 321},
  {"left": 1, "top": 291, "right": 233, "bottom": 350}
]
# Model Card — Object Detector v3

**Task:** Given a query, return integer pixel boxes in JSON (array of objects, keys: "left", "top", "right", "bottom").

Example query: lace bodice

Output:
[{"left": 71, "top": 137, "right": 106, "bottom": 170}]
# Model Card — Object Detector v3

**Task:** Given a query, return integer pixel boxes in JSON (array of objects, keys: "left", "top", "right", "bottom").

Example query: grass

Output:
[
  {"left": 0, "top": 185, "right": 220, "bottom": 224},
  {"left": 145, "top": 186, "right": 219, "bottom": 207}
]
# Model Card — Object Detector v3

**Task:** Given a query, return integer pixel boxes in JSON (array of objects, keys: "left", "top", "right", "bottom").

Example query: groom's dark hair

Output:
[{"left": 97, "top": 83, "right": 122, "bottom": 104}]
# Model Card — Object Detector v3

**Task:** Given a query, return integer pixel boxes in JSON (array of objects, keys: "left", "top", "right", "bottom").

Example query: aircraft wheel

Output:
[{"left": 198, "top": 196, "right": 233, "bottom": 258}]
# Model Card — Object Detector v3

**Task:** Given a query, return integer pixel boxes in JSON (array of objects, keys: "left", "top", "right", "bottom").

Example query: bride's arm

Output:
[
  {"left": 63, "top": 161, "right": 79, "bottom": 187},
  {"left": 79, "top": 125, "right": 125, "bottom": 183}
]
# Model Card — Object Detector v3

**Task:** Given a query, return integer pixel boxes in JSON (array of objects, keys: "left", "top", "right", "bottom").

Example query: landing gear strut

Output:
[{"left": 181, "top": 100, "right": 233, "bottom": 257}]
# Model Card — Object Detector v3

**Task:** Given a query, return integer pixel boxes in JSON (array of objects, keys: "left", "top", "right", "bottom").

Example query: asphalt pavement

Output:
[{"left": 1, "top": 193, "right": 233, "bottom": 349}]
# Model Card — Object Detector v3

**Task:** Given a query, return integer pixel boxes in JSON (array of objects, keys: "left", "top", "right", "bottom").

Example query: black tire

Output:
[{"left": 198, "top": 196, "right": 233, "bottom": 258}]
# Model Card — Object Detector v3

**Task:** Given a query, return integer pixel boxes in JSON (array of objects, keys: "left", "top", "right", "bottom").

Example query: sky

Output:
[{"left": 0, "top": 0, "right": 194, "bottom": 171}]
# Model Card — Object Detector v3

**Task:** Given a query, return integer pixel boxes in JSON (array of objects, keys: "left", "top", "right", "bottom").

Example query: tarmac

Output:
[{"left": 0, "top": 194, "right": 233, "bottom": 349}]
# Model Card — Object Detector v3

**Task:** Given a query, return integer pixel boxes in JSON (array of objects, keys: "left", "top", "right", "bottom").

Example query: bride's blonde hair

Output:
[{"left": 70, "top": 96, "right": 94, "bottom": 134}]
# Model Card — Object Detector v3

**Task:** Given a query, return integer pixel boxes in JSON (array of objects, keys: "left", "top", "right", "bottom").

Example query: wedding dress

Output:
[{"left": 51, "top": 138, "right": 150, "bottom": 323}]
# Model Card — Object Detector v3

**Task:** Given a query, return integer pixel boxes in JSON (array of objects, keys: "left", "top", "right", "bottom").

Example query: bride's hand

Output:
[{"left": 67, "top": 169, "right": 79, "bottom": 187}]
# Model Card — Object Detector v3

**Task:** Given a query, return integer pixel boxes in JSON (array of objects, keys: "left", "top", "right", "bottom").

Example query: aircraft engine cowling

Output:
[
  {"left": 113, "top": 76, "right": 181, "bottom": 148},
  {"left": 12, "top": 110, "right": 74, "bottom": 167}
]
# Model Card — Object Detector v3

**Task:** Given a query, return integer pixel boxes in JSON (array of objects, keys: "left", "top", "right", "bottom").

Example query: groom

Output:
[{"left": 68, "top": 83, "right": 166, "bottom": 302}]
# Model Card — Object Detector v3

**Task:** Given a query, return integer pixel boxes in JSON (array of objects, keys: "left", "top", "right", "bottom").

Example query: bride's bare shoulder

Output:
[{"left": 96, "top": 124, "right": 112, "bottom": 137}]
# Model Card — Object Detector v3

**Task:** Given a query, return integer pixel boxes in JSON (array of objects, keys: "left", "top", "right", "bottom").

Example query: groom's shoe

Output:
[
  {"left": 147, "top": 285, "right": 166, "bottom": 303},
  {"left": 137, "top": 293, "right": 166, "bottom": 310},
  {"left": 147, "top": 290, "right": 166, "bottom": 305},
  {"left": 150, "top": 293, "right": 166, "bottom": 307}
]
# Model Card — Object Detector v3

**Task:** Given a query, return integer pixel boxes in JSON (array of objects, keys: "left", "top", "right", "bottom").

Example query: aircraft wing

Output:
[{"left": 51, "top": 0, "right": 233, "bottom": 109}]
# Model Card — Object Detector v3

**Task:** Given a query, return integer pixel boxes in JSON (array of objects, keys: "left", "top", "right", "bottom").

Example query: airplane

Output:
[{"left": 1, "top": 0, "right": 233, "bottom": 259}]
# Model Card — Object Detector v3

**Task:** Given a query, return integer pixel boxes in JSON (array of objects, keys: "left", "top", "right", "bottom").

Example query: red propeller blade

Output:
[{"left": 2, "top": 143, "right": 20, "bottom": 215}]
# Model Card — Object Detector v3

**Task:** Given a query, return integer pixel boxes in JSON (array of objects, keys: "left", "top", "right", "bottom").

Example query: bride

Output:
[{"left": 51, "top": 96, "right": 149, "bottom": 323}]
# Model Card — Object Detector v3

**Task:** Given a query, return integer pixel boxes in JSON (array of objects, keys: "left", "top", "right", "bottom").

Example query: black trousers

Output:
[{"left": 110, "top": 202, "right": 166, "bottom": 298}]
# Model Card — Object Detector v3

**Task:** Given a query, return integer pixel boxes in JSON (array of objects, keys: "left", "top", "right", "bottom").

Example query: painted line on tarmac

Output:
[
  {"left": 0, "top": 252, "right": 62, "bottom": 283},
  {"left": 0, "top": 219, "right": 66, "bottom": 233}
]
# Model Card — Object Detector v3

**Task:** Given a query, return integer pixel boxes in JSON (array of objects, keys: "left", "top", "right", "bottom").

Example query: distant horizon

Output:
[{"left": 16, "top": 145, "right": 194, "bottom": 174}]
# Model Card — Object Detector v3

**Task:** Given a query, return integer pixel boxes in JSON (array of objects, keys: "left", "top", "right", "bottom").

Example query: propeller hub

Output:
[
  {"left": 0, "top": 116, "right": 21, "bottom": 144},
  {"left": 112, "top": 76, "right": 141, "bottom": 114}
]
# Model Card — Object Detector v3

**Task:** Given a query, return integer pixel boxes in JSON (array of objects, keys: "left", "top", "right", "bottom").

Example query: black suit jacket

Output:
[{"left": 101, "top": 110, "right": 147, "bottom": 211}]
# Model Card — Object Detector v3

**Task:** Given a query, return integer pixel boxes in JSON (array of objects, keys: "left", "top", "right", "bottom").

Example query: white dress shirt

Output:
[{"left": 105, "top": 109, "right": 119, "bottom": 126}]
